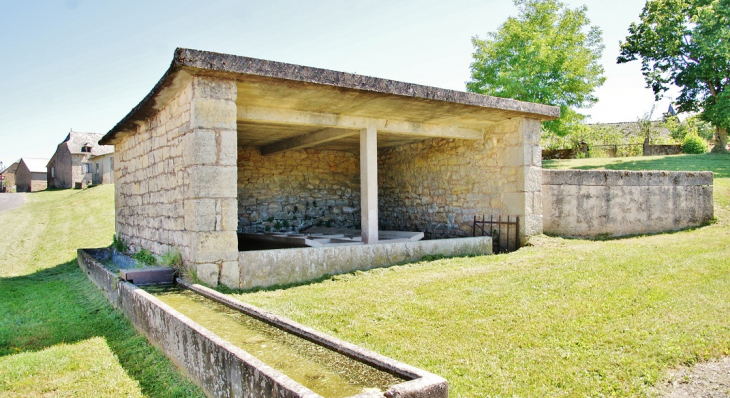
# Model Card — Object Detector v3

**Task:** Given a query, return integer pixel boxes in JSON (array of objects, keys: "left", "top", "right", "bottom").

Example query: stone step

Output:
[{"left": 119, "top": 267, "right": 175, "bottom": 285}]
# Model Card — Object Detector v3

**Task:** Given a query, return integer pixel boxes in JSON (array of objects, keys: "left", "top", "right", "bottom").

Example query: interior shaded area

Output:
[
  {"left": 237, "top": 227, "right": 424, "bottom": 251},
  {"left": 236, "top": 147, "right": 361, "bottom": 234}
]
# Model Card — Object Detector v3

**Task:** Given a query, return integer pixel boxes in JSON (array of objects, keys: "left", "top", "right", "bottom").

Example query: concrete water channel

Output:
[
  {"left": 146, "top": 285, "right": 402, "bottom": 397},
  {"left": 78, "top": 248, "right": 448, "bottom": 398}
]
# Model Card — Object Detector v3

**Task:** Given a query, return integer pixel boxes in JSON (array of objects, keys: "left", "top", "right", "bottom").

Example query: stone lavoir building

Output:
[{"left": 100, "top": 48, "right": 559, "bottom": 289}]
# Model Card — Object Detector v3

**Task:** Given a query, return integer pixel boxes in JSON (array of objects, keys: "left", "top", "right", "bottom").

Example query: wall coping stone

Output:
[{"left": 542, "top": 169, "right": 713, "bottom": 187}]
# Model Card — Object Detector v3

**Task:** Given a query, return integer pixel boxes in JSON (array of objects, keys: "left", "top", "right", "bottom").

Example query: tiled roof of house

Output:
[
  {"left": 62, "top": 131, "right": 114, "bottom": 156},
  {"left": 21, "top": 158, "right": 50, "bottom": 173},
  {"left": 1, "top": 161, "right": 19, "bottom": 175}
]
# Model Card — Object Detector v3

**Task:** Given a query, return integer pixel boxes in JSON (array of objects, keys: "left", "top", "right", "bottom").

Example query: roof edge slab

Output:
[{"left": 101, "top": 47, "right": 560, "bottom": 145}]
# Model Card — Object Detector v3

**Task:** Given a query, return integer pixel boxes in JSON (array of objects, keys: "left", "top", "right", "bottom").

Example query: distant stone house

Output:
[
  {"left": 90, "top": 152, "right": 114, "bottom": 185},
  {"left": 0, "top": 161, "right": 19, "bottom": 192},
  {"left": 47, "top": 131, "right": 114, "bottom": 188},
  {"left": 16, "top": 158, "right": 49, "bottom": 192}
]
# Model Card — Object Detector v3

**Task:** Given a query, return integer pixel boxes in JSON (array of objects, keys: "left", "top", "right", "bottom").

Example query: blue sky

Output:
[{"left": 0, "top": 0, "right": 673, "bottom": 168}]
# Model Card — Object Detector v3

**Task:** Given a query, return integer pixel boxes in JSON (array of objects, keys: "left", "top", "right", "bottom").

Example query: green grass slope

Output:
[
  {"left": 230, "top": 154, "right": 730, "bottom": 397},
  {"left": 0, "top": 185, "right": 204, "bottom": 398}
]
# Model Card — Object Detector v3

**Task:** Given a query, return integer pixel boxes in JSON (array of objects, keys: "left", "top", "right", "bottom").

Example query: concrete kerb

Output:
[{"left": 77, "top": 249, "right": 449, "bottom": 398}]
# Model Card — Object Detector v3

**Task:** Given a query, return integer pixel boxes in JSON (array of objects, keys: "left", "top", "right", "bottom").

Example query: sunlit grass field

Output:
[
  {"left": 230, "top": 153, "right": 730, "bottom": 397},
  {"left": 0, "top": 185, "right": 204, "bottom": 398},
  {"left": 1, "top": 154, "right": 728, "bottom": 397}
]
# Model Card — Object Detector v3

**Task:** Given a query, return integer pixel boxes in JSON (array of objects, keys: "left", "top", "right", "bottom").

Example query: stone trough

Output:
[{"left": 77, "top": 248, "right": 448, "bottom": 398}]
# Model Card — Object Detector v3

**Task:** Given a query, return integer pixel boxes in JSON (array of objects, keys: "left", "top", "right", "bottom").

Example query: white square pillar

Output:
[{"left": 360, "top": 126, "right": 378, "bottom": 244}]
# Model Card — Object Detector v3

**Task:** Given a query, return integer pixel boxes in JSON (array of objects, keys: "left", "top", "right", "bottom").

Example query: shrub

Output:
[
  {"left": 132, "top": 249, "right": 157, "bottom": 266},
  {"left": 112, "top": 234, "right": 128, "bottom": 253},
  {"left": 682, "top": 133, "right": 709, "bottom": 154},
  {"left": 161, "top": 250, "right": 182, "bottom": 270}
]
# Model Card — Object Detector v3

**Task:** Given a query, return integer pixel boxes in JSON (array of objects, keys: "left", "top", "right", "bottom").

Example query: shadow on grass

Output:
[{"left": 0, "top": 260, "right": 204, "bottom": 398}]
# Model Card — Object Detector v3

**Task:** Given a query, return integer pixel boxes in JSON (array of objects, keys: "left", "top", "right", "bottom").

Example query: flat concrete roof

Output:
[{"left": 101, "top": 48, "right": 559, "bottom": 148}]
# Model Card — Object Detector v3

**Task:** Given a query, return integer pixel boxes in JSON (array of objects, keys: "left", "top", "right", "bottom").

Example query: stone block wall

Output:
[
  {"left": 30, "top": 172, "right": 48, "bottom": 192},
  {"left": 115, "top": 76, "right": 238, "bottom": 286},
  {"left": 15, "top": 166, "right": 47, "bottom": 192},
  {"left": 378, "top": 117, "right": 543, "bottom": 242},
  {"left": 643, "top": 144, "right": 683, "bottom": 156},
  {"left": 3, "top": 172, "right": 15, "bottom": 192},
  {"left": 237, "top": 148, "right": 360, "bottom": 233},
  {"left": 542, "top": 169, "right": 714, "bottom": 238},
  {"left": 48, "top": 147, "right": 72, "bottom": 188},
  {"left": 14, "top": 164, "right": 31, "bottom": 192}
]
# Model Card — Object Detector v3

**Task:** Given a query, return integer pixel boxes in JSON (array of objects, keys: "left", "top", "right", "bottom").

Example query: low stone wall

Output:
[
  {"left": 77, "top": 249, "right": 448, "bottom": 398},
  {"left": 542, "top": 169, "right": 713, "bottom": 238},
  {"left": 234, "top": 237, "right": 492, "bottom": 289},
  {"left": 644, "top": 144, "right": 683, "bottom": 156}
]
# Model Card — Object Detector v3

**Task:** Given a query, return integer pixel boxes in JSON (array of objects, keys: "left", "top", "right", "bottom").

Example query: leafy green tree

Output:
[
  {"left": 617, "top": 0, "right": 730, "bottom": 151},
  {"left": 467, "top": 0, "right": 606, "bottom": 136},
  {"left": 664, "top": 115, "right": 714, "bottom": 142}
]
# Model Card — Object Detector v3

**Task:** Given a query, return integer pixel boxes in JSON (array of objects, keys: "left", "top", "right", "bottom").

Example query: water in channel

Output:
[{"left": 145, "top": 286, "right": 404, "bottom": 398}]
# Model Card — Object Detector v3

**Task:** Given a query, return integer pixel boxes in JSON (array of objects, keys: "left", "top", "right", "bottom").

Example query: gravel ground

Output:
[
  {"left": 0, "top": 193, "right": 25, "bottom": 212},
  {"left": 659, "top": 357, "right": 730, "bottom": 397}
]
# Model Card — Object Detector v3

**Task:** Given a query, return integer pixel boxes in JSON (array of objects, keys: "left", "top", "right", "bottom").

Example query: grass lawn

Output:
[
  {"left": 0, "top": 185, "right": 204, "bottom": 398},
  {"left": 1, "top": 155, "right": 728, "bottom": 397},
  {"left": 228, "top": 153, "right": 730, "bottom": 397}
]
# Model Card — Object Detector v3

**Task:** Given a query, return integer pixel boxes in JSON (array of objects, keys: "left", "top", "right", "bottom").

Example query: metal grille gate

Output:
[{"left": 473, "top": 215, "right": 520, "bottom": 253}]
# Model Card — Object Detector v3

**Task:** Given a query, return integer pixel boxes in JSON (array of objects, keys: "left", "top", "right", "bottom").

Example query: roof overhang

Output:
[{"left": 101, "top": 48, "right": 559, "bottom": 150}]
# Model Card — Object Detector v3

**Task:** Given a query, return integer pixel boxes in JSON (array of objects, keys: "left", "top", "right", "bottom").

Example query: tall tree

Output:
[
  {"left": 467, "top": 0, "right": 605, "bottom": 136},
  {"left": 617, "top": 0, "right": 730, "bottom": 151}
]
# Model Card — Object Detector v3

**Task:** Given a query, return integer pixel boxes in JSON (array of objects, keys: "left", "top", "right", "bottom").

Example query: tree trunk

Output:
[{"left": 712, "top": 127, "right": 728, "bottom": 153}]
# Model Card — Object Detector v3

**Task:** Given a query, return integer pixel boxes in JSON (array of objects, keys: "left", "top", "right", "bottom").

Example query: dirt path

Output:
[
  {"left": 659, "top": 357, "right": 730, "bottom": 397},
  {"left": 0, "top": 193, "right": 26, "bottom": 212}
]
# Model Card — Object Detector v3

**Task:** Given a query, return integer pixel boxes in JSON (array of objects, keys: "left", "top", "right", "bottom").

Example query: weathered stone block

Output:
[
  {"left": 502, "top": 192, "right": 526, "bottom": 215},
  {"left": 195, "top": 263, "right": 219, "bottom": 287},
  {"left": 523, "top": 214, "right": 543, "bottom": 238},
  {"left": 183, "top": 129, "right": 217, "bottom": 166},
  {"left": 218, "top": 130, "right": 237, "bottom": 166},
  {"left": 502, "top": 146, "right": 529, "bottom": 167},
  {"left": 193, "top": 77, "right": 237, "bottom": 101},
  {"left": 519, "top": 166, "right": 542, "bottom": 192},
  {"left": 580, "top": 170, "right": 608, "bottom": 186},
  {"left": 190, "top": 231, "right": 238, "bottom": 263},
  {"left": 192, "top": 98, "right": 236, "bottom": 130},
  {"left": 674, "top": 171, "right": 713, "bottom": 186},
  {"left": 532, "top": 191, "right": 543, "bottom": 216},
  {"left": 219, "top": 261, "right": 240, "bottom": 289},
  {"left": 220, "top": 198, "right": 238, "bottom": 232},
  {"left": 542, "top": 169, "right": 581, "bottom": 185},
  {"left": 184, "top": 199, "right": 216, "bottom": 231},
  {"left": 605, "top": 170, "right": 641, "bottom": 186},
  {"left": 523, "top": 119, "right": 542, "bottom": 146},
  {"left": 186, "top": 165, "right": 237, "bottom": 198}
]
